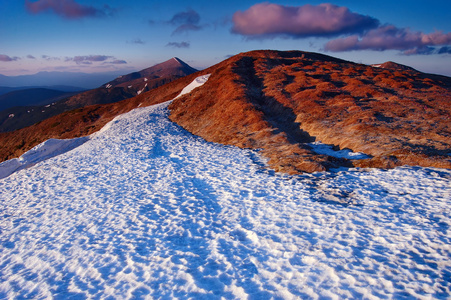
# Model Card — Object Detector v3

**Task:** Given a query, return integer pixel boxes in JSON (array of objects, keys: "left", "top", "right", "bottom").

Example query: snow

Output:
[
  {"left": 174, "top": 74, "right": 211, "bottom": 98},
  {"left": 0, "top": 137, "right": 89, "bottom": 179},
  {"left": 137, "top": 83, "right": 148, "bottom": 95},
  {"left": 0, "top": 75, "right": 450, "bottom": 299},
  {"left": 308, "top": 141, "right": 371, "bottom": 159}
]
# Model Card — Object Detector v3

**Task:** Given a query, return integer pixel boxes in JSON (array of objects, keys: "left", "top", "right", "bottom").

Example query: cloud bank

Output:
[
  {"left": 232, "top": 3, "right": 379, "bottom": 38},
  {"left": 166, "top": 42, "right": 190, "bottom": 49},
  {"left": 25, "top": 0, "right": 112, "bottom": 19},
  {"left": 232, "top": 2, "right": 451, "bottom": 55},
  {"left": 325, "top": 25, "right": 451, "bottom": 54},
  {"left": 65, "top": 55, "right": 126, "bottom": 65}
]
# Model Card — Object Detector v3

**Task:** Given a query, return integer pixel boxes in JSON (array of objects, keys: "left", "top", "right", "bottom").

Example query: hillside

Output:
[
  {"left": 1, "top": 50, "right": 450, "bottom": 173},
  {"left": 169, "top": 50, "right": 451, "bottom": 173},
  {"left": 0, "top": 58, "right": 197, "bottom": 133}
]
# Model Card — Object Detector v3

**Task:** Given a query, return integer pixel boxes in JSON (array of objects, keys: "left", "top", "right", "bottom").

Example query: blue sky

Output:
[{"left": 1, "top": 0, "right": 450, "bottom": 76}]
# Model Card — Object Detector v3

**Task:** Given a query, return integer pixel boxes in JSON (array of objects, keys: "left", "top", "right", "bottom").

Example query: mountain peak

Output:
[
  {"left": 156, "top": 57, "right": 197, "bottom": 73},
  {"left": 105, "top": 58, "right": 197, "bottom": 88}
]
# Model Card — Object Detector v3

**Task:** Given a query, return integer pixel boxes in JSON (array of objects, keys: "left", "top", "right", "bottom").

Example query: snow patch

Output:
[
  {"left": 105, "top": 84, "right": 112, "bottom": 89},
  {"left": 175, "top": 74, "right": 211, "bottom": 99},
  {"left": 137, "top": 83, "right": 148, "bottom": 95},
  {"left": 308, "top": 141, "right": 371, "bottom": 159}
]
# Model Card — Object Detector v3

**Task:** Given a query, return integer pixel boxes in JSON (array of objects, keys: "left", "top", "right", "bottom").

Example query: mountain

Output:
[
  {"left": 0, "top": 86, "right": 18, "bottom": 96},
  {"left": 65, "top": 57, "right": 198, "bottom": 107},
  {"left": 0, "top": 85, "right": 85, "bottom": 96},
  {"left": 168, "top": 50, "right": 451, "bottom": 173},
  {"left": 105, "top": 57, "right": 197, "bottom": 88},
  {"left": 0, "top": 71, "right": 125, "bottom": 90},
  {"left": 0, "top": 50, "right": 450, "bottom": 173},
  {"left": 0, "top": 58, "right": 197, "bottom": 133},
  {"left": 0, "top": 74, "right": 450, "bottom": 299},
  {"left": 0, "top": 88, "right": 78, "bottom": 111}
]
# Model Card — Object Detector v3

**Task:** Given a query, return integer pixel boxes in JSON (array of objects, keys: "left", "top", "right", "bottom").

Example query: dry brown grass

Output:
[{"left": 169, "top": 50, "right": 451, "bottom": 173}]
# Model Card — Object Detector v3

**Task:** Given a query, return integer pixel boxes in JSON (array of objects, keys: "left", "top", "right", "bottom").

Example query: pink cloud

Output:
[
  {"left": 325, "top": 25, "right": 451, "bottom": 54},
  {"left": 231, "top": 3, "right": 379, "bottom": 38},
  {"left": 64, "top": 55, "right": 127, "bottom": 65},
  {"left": 67, "top": 55, "right": 112, "bottom": 64},
  {"left": 25, "top": 0, "right": 107, "bottom": 19},
  {"left": 0, "top": 55, "right": 20, "bottom": 62}
]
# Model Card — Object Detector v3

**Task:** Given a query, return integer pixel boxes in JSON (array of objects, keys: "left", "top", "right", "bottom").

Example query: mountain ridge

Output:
[
  {"left": 1, "top": 50, "right": 450, "bottom": 173},
  {"left": 0, "top": 85, "right": 85, "bottom": 96},
  {"left": 0, "top": 71, "right": 125, "bottom": 89},
  {"left": 0, "top": 88, "right": 78, "bottom": 111}
]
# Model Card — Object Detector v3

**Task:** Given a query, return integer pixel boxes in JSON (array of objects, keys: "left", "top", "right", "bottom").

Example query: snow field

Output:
[{"left": 0, "top": 75, "right": 450, "bottom": 299}]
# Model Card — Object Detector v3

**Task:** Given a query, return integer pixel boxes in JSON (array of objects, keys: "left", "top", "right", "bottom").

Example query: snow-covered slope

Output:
[
  {"left": 0, "top": 76, "right": 450, "bottom": 299},
  {"left": 0, "top": 137, "right": 89, "bottom": 179}
]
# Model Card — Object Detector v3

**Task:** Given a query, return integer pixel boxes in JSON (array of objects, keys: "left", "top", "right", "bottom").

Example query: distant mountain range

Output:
[
  {"left": 0, "top": 71, "right": 125, "bottom": 90},
  {"left": 0, "top": 88, "right": 81, "bottom": 111},
  {"left": 0, "top": 85, "right": 85, "bottom": 96},
  {"left": 0, "top": 57, "right": 197, "bottom": 133},
  {"left": 1, "top": 50, "right": 450, "bottom": 173}
]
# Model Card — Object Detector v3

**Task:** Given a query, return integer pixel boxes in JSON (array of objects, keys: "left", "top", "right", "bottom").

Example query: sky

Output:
[{"left": 1, "top": 0, "right": 451, "bottom": 77}]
